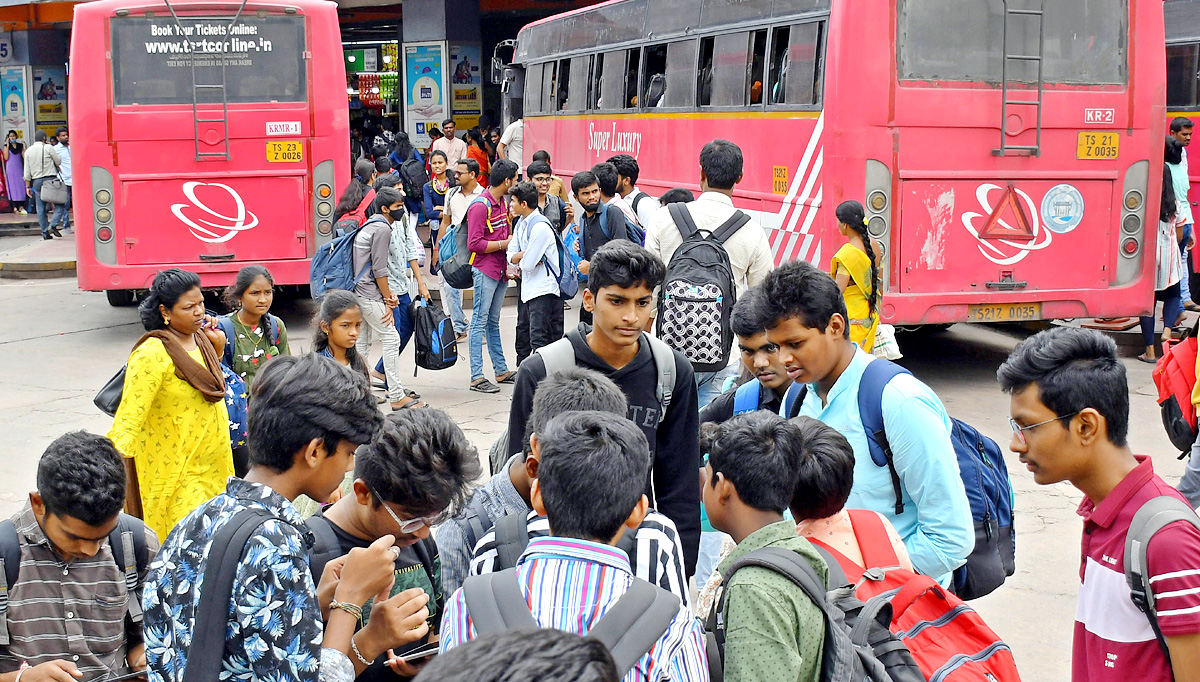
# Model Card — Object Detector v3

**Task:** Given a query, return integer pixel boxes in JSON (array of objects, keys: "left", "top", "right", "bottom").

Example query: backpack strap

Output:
[
  {"left": 111, "top": 514, "right": 149, "bottom": 625},
  {"left": 732, "top": 380, "right": 762, "bottom": 416},
  {"left": 0, "top": 519, "right": 19, "bottom": 646},
  {"left": 217, "top": 315, "right": 236, "bottom": 367},
  {"left": 844, "top": 509, "right": 901, "bottom": 572},
  {"left": 781, "top": 382, "right": 809, "bottom": 420},
  {"left": 599, "top": 204, "right": 611, "bottom": 240},
  {"left": 631, "top": 191, "right": 650, "bottom": 215},
  {"left": 667, "top": 203, "right": 700, "bottom": 241},
  {"left": 856, "top": 360, "right": 912, "bottom": 516},
  {"left": 586, "top": 579, "right": 681, "bottom": 674},
  {"left": 805, "top": 538, "right": 865, "bottom": 584},
  {"left": 710, "top": 211, "right": 751, "bottom": 245},
  {"left": 535, "top": 338, "right": 577, "bottom": 377},
  {"left": 645, "top": 335, "right": 677, "bottom": 416},
  {"left": 1124, "top": 495, "right": 1200, "bottom": 662},
  {"left": 267, "top": 314, "right": 281, "bottom": 347},
  {"left": 461, "top": 568, "right": 539, "bottom": 634},
  {"left": 183, "top": 508, "right": 271, "bottom": 682},
  {"left": 493, "top": 512, "right": 531, "bottom": 570},
  {"left": 463, "top": 494, "right": 492, "bottom": 556},
  {"left": 303, "top": 514, "right": 345, "bottom": 586}
]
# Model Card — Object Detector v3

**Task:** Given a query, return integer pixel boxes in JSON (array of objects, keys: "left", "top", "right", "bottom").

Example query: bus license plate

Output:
[
  {"left": 266, "top": 140, "right": 303, "bottom": 163},
  {"left": 967, "top": 303, "right": 1042, "bottom": 323},
  {"left": 1077, "top": 131, "right": 1119, "bottom": 160}
]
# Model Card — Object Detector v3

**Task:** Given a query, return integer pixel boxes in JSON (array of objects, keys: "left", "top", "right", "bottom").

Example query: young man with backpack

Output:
[
  {"left": 466, "top": 159, "right": 519, "bottom": 394},
  {"left": 573, "top": 170, "right": 631, "bottom": 325},
  {"left": 759, "top": 260, "right": 974, "bottom": 586},
  {"left": 143, "top": 355, "right": 433, "bottom": 682},
  {"left": 506, "top": 240, "right": 702, "bottom": 575},
  {"left": 645, "top": 139, "right": 774, "bottom": 408},
  {"left": 608, "top": 154, "right": 660, "bottom": 235},
  {"left": 999, "top": 327, "right": 1200, "bottom": 682},
  {"left": 703, "top": 411, "right": 826, "bottom": 682},
  {"left": 0, "top": 432, "right": 157, "bottom": 680},
  {"left": 469, "top": 367, "right": 691, "bottom": 608},
  {"left": 526, "top": 160, "right": 567, "bottom": 233},
  {"left": 306, "top": 409, "right": 481, "bottom": 680},
  {"left": 441, "top": 411, "right": 709, "bottom": 681},
  {"left": 507, "top": 181, "right": 563, "bottom": 365},
  {"left": 439, "top": 159, "right": 486, "bottom": 342},
  {"left": 593, "top": 162, "right": 642, "bottom": 237}
]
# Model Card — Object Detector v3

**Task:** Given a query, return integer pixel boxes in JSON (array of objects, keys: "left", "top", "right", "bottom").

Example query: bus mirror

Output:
[{"left": 490, "top": 39, "right": 517, "bottom": 85}]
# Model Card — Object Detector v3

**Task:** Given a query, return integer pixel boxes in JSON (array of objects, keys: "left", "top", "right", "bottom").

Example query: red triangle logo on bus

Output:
[{"left": 980, "top": 184, "right": 1035, "bottom": 241}]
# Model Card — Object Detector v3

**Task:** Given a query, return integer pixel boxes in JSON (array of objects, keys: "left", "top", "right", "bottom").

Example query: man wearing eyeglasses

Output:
[{"left": 306, "top": 409, "right": 481, "bottom": 681}]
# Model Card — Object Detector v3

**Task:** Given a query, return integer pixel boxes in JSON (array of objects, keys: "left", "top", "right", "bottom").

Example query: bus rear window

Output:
[
  {"left": 111, "top": 15, "right": 306, "bottom": 106},
  {"left": 898, "top": 0, "right": 1126, "bottom": 85}
]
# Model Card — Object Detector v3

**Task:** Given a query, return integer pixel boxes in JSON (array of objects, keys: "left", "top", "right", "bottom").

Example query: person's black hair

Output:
[
  {"left": 37, "top": 431, "right": 126, "bottom": 526},
  {"left": 757, "top": 260, "right": 849, "bottom": 337},
  {"left": 428, "top": 127, "right": 443, "bottom": 140},
  {"left": 248, "top": 354, "right": 383, "bottom": 472},
  {"left": 489, "top": 159, "right": 519, "bottom": 186},
  {"left": 834, "top": 200, "right": 879, "bottom": 316},
  {"left": 787, "top": 416, "right": 854, "bottom": 521},
  {"left": 333, "top": 158, "right": 378, "bottom": 221},
  {"left": 699, "top": 139, "right": 743, "bottom": 190},
  {"left": 467, "top": 127, "right": 486, "bottom": 150},
  {"left": 34, "top": 129, "right": 46, "bottom": 142},
  {"left": 606, "top": 154, "right": 639, "bottom": 185},
  {"left": 524, "top": 367, "right": 628, "bottom": 458},
  {"left": 356, "top": 409, "right": 481, "bottom": 518},
  {"left": 457, "top": 157, "right": 481, "bottom": 177},
  {"left": 442, "top": 118, "right": 456, "bottom": 128},
  {"left": 312, "top": 290, "right": 365, "bottom": 372},
  {"left": 372, "top": 186, "right": 405, "bottom": 216},
  {"left": 223, "top": 265, "right": 274, "bottom": 310},
  {"left": 1166, "top": 136, "right": 1184, "bottom": 165},
  {"left": 6, "top": 130, "right": 16, "bottom": 139},
  {"left": 526, "top": 160, "right": 552, "bottom": 178},
  {"left": 532, "top": 150, "right": 551, "bottom": 163},
  {"left": 55, "top": 126, "right": 67, "bottom": 136},
  {"left": 537, "top": 411, "right": 652, "bottom": 541},
  {"left": 572, "top": 171, "right": 600, "bottom": 196},
  {"left": 730, "top": 288, "right": 767, "bottom": 338},
  {"left": 590, "top": 162, "right": 619, "bottom": 197},
  {"left": 996, "top": 327, "right": 1129, "bottom": 446},
  {"left": 375, "top": 156, "right": 392, "bottom": 175},
  {"left": 138, "top": 268, "right": 202, "bottom": 331},
  {"left": 430, "top": 149, "right": 449, "bottom": 164},
  {"left": 412, "top": 629, "right": 619, "bottom": 682},
  {"left": 394, "top": 132, "right": 415, "bottom": 164},
  {"left": 659, "top": 188, "right": 695, "bottom": 205},
  {"left": 708, "top": 411, "right": 803, "bottom": 513},
  {"left": 1172, "top": 116, "right": 1194, "bottom": 134},
  {"left": 586, "top": 239, "right": 666, "bottom": 294},
  {"left": 510, "top": 181, "right": 539, "bottom": 210},
  {"left": 374, "top": 174, "right": 401, "bottom": 191}
]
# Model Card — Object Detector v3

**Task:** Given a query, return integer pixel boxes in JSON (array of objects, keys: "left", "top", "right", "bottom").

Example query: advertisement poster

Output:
[
  {"left": 449, "top": 43, "right": 481, "bottom": 130},
  {"left": 0, "top": 66, "right": 28, "bottom": 140},
  {"left": 403, "top": 43, "right": 444, "bottom": 149},
  {"left": 32, "top": 66, "right": 66, "bottom": 138}
]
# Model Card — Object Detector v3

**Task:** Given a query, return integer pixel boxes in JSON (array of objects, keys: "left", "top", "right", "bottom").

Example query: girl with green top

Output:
[{"left": 219, "top": 265, "right": 291, "bottom": 389}]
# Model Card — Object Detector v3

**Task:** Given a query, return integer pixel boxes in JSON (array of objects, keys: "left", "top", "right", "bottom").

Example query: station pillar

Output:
[{"left": 399, "top": 0, "right": 482, "bottom": 148}]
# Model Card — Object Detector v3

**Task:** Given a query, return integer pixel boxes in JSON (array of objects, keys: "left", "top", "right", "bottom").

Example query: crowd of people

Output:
[{"left": 2, "top": 132, "right": 1199, "bottom": 682}]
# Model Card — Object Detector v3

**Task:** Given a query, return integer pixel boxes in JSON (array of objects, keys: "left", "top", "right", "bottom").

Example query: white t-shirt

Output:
[{"left": 500, "top": 120, "right": 524, "bottom": 170}]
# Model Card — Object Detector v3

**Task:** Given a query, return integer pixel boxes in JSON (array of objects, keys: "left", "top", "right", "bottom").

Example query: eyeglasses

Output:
[
  {"left": 366, "top": 484, "right": 439, "bottom": 534},
  {"left": 532, "top": 176, "right": 553, "bottom": 184},
  {"left": 1009, "top": 412, "right": 1080, "bottom": 444}
]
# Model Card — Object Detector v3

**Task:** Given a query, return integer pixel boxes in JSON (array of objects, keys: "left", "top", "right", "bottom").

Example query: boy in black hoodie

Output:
[{"left": 505, "top": 240, "right": 702, "bottom": 575}]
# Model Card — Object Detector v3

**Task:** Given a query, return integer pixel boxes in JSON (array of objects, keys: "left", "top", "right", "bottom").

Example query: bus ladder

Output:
[
  {"left": 993, "top": 0, "right": 1044, "bottom": 157},
  {"left": 162, "top": 0, "right": 250, "bottom": 161}
]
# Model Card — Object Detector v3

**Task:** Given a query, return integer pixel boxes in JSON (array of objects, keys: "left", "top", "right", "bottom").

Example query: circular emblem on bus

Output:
[{"left": 1040, "top": 183, "right": 1085, "bottom": 234}]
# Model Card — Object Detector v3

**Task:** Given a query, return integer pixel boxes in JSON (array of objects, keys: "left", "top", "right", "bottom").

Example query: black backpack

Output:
[
  {"left": 410, "top": 297, "right": 458, "bottom": 372},
  {"left": 656, "top": 203, "right": 749, "bottom": 373},
  {"left": 400, "top": 157, "right": 429, "bottom": 198}
]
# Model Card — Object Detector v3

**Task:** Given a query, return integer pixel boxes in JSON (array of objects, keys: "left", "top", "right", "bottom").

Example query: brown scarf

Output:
[{"left": 132, "top": 329, "right": 226, "bottom": 402}]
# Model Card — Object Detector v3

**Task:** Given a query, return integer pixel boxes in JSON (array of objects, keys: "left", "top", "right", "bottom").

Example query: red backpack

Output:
[
  {"left": 1152, "top": 328, "right": 1199, "bottom": 452},
  {"left": 810, "top": 510, "right": 1022, "bottom": 682},
  {"left": 333, "top": 188, "right": 376, "bottom": 235}
]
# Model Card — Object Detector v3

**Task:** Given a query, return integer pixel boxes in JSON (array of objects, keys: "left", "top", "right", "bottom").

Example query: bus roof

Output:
[
  {"left": 515, "top": 0, "right": 830, "bottom": 63},
  {"left": 74, "top": 0, "right": 337, "bottom": 18}
]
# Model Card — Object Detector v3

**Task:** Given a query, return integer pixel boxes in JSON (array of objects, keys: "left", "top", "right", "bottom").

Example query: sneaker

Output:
[{"left": 470, "top": 379, "right": 500, "bottom": 394}]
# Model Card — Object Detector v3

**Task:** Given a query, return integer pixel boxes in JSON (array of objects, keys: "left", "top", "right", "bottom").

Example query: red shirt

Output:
[
  {"left": 466, "top": 189, "right": 510, "bottom": 282},
  {"left": 1073, "top": 456, "right": 1200, "bottom": 682}
]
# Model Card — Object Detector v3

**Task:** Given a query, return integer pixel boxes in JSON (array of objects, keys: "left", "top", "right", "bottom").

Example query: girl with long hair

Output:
[
  {"left": 312, "top": 290, "right": 369, "bottom": 377},
  {"left": 332, "top": 158, "right": 378, "bottom": 222},
  {"left": 466, "top": 127, "right": 491, "bottom": 187},
  {"left": 219, "top": 265, "right": 290, "bottom": 389},
  {"left": 831, "top": 200, "right": 881, "bottom": 352}
]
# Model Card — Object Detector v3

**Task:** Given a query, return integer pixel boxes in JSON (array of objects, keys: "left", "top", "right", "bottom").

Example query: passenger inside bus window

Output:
[
  {"left": 749, "top": 30, "right": 767, "bottom": 105},
  {"left": 768, "top": 26, "right": 790, "bottom": 104},
  {"left": 557, "top": 59, "right": 571, "bottom": 110},
  {"left": 592, "top": 53, "right": 605, "bottom": 108},
  {"left": 625, "top": 49, "right": 641, "bottom": 108},
  {"left": 642, "top": 44, "right": 668, "bottom": 107},
  {"left": 697, "top": 38, "right": 715, "bottom": 107}
]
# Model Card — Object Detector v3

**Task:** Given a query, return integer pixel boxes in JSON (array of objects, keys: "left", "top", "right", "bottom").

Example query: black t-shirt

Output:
[
  {"left": 306, "top": 514, "right": 443, "bottom": 681},
  {"left": 581, "top": 203, "right": 630, "bottom": 260}
]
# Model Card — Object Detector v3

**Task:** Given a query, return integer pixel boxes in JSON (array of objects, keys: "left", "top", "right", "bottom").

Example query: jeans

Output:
[
  {"left": 50, "top": 186, "right": 71, "bottom": 230},
  {"left": 356, "top": 296, "right": 405, "bottom": 401},
  {"left": 527, "top": 293, "right": 565, "bottom": 357},
  {"left": 373, "top": 293, "right": 414, "bottom": 384},
  {"left": 30, "top": 177, "right": 49, "bottom": 236},
  {"left": 1140, "top": 282, "right": 1184, "bottom": 349},
  {"left": 1182, "top": 434, "right": 1200, "bottom": 509},
  {"left": 440, "top": 272, "right": 468, "bottom": 334},
  {"left": 695, "top": 363, "right": 739, "bottom": 409},
  {"left": 469, "top": 268, "right": 509, "bottom": 381}
]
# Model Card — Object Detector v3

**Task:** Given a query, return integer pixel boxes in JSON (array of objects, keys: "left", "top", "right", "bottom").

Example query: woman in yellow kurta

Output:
[
  {"left": 830, "top": 200, "right": 881, "bottom": 352},
  {"left": 108, "top": 269, "right": 232, "bottom": 541}
]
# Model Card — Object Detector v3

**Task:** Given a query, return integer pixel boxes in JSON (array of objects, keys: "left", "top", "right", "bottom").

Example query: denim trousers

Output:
[
  {"left": 31, "top": 177, "right": 49, "bottom": 236},
  {"left": 469, "top": 268, "right": 509, "bottom": 381},
  {"left": 1140, "top": 282, "right": 1183, "bottom": 349},
  {"left": 440, "top": 272, "right": 468, "bottom": 334},
  {"left": 695, "top": 363, "right": 739, "bottom": 410},
  {"left": 50, "top": 186, "right": 71, "bottom": 230}
]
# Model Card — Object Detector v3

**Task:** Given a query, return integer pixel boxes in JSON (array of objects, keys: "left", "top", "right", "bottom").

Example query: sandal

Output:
[
  {"left": 405, "top": 389, "right": 421, "bottom": 400},
  {"left": 390, "top": 397, "right": 427, "bottom": 410},
  {"left": 1137, "top": 353, "right": 1157, "bottom": 364},
  {"left": 496, "top": 371, "right": 517, "bottom": 384}
]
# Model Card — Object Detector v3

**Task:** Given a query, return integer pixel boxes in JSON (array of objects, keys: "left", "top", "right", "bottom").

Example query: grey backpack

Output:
[{"left": 1125, "top": 495, "right": 1200, "bottom": 662}]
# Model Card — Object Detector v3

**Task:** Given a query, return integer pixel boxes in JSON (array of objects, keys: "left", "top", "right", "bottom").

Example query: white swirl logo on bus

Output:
[
  {"left": 171, "top": 181, "right": 260, "bottom": 244},
  {"left": 961, "top": 183, "right": 1053, "bottom": 266}
]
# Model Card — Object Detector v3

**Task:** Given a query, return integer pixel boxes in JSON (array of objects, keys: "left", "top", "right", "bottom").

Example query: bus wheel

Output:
[{"left": 106, "top": 289, "right": 136, "bottom": 307}]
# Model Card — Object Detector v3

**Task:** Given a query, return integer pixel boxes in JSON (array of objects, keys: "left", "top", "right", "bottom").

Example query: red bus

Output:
[
  {"left": 508, "top": 0, "right": 1163, "bottom": 325},
  {"left": 70, "top": 0, "right": 348, "bottom": 306}
]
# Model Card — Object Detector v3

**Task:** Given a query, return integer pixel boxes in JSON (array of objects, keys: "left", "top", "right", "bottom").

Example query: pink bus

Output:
[
  {"left": 70, "top": 0, "right": 348, "bottom": 306},
  {"left": 509, "top": 0, "right": 1163, "bottom": 325}
]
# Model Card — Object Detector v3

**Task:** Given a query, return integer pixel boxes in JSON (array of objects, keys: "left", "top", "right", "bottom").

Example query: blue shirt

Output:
[{"left": 789, "top": 347, "right": 973, "bottom": 583}]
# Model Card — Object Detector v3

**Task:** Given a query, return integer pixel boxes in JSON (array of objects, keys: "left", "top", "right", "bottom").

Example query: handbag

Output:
[
  {"left": 94, "top": 366, "right": 126, "bottom": 417},
  {"left": 873, "top": 323, "right": 904, "bottom": 360},
  {"left": 37, "top": 145, "right": 67, "bottom": 205}
]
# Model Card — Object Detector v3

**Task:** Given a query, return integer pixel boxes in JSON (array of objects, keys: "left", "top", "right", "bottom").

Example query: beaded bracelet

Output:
[
  {"left": 350, "top": 634, "right": 372, "bottom": 667},
  {"left": 329, "top": 599, "right": 364, "bottom": 627}
]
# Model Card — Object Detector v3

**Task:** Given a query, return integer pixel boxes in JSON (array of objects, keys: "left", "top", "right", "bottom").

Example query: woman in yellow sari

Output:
[{"left": 830, "top": 200, "right": 881, "bottom": 352}]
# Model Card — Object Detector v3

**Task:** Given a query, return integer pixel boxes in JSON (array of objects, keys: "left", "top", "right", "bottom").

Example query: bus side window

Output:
[
  {"left": 591, "top": 53, "right": 604, "bottom": 109},
  {"left": 625, "top": 48, "right": 641, "bottom": 109},
  {"left": 770, "top": 21, "right": 823, "bottom": 106},
  {"left": 748, "top": 29, "right": 767, "bottom": 106},
  {"left": 705, "top": 32, "right": 750, "bottom": 108},
  {"left": 642, "top": 44, "right": 668, "bottom": 108},
  {"left": 662, "top": 39, "right": 698, "bottom": 108},
  {"left": 556, "top": 59, "right": 572, "bottom": 111},
  {"left": 768, "top": 26, "right": 789, "bottom": 105},
  {"left": 525, "top": 63, "right": 544, "bottom": 114},
  {"left": 543, "top": 61, "right": 557, "bottom": 113},
  {"left": 600, "top": 50, "right": 626, "bottom": 111},
  {"left": 698, "top": 37, "right": 715, "bottom": 107},
  {"left": 1168, "top": 43, "right": 1200, "bottom": 110},
  {"left": 567, "top": 56, "right": 589, "bottom": 110}
]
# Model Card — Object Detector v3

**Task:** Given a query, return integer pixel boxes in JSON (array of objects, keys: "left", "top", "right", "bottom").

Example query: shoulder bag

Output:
[{"left": 38, "top": 145, "right": 67, "bottom": 205}]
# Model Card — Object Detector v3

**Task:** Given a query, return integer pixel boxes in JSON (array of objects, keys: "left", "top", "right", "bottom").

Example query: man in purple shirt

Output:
[{"left": 468, "top": 158, "right": 519, "bottom": 393}]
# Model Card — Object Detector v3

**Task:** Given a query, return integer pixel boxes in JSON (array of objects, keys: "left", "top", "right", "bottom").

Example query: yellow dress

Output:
[
  {"left": 831, "top": 243, "right": 880, "bottom": 352},
  {"left": 107, "top": 338, "right": 232, "bottom": 541}
]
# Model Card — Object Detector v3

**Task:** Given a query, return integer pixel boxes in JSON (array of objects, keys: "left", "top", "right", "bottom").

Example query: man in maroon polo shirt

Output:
[{"left": 998, "top": 327, "right": 1200, "bottom": 682}]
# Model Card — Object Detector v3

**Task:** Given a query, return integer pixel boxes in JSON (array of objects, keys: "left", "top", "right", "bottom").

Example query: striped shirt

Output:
[
  {"left": 0, "top": 505, "right": 159, "bottom": 675},
  {"left": 468, "top": 509, "right": 693, "bottom": 612},
  {"left": 441, "top": 536, "right": 710, "bottom": 682}
]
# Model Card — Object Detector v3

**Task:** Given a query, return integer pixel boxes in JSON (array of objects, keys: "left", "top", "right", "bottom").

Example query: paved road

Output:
[{"left": 0, "top": 276, "right": 1187, "bottom": 681}]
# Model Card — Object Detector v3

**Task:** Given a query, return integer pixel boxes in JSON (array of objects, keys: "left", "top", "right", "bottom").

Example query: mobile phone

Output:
[
  {"left": 99, "top": 670, "right": 146, "bottom": 682},
  {"left": 395, "top": 641, "right": 440, "bottom": 663}
]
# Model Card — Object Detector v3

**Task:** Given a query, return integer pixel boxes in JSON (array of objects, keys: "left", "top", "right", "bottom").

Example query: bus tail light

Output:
[
  {"left": 90, "top": 167, "right": 117, "bottom": 266},
  {"left": 312, "top": 160, "right": 336, "bottom": 251},
  {"left": 864, "top": 160, "right": 892, "bottom": 294},
  {"left": 1116, "top": 161, "right": 1148, "bottom": 284},
  {"left": 868, "top": 190, "right": 888, "bottom": 213}
]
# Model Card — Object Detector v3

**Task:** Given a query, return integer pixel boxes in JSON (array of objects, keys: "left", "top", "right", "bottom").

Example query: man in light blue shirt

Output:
[
  {"left": 50, "top": 126, "right": 71, "bottom": 233},
  {"left": 757, "top": 260, "right": 973, "bottom": 584},
  {"left": 507, "top": 181, "right": 563, "bottom": 362}
]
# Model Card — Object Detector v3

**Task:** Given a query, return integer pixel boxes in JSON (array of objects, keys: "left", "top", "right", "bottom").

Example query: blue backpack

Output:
[
  {"left": 562, "top": 223, "right": 587, "bottom": 283},
  {"left": 783, "top": 359, "right": 1016, "bottom": 600},
  {"left": 543, "top": 219, "right": 580, "bottom": 300},
  {"left": 310, "top": 225, "right": 371, "bottom": 299},
  {"left": 733, "top": 380, "right": 761, "bottom": 415},
  {"left": 410, "top": 297, "right": 458, "bottom": 372}
]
